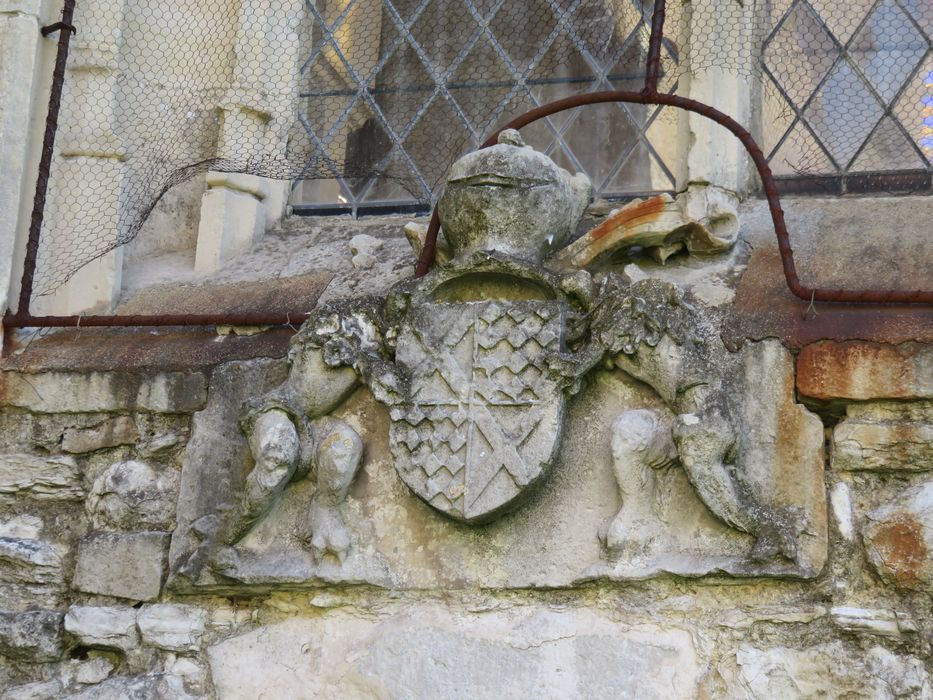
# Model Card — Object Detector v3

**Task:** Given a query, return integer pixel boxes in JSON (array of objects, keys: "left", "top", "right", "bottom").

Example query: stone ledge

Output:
[
  {"left": 0, "top": 370, "right": 207, "bottom": 414},
  {"left": 2, "top": 327, "right": 293, "bottom": 373}
]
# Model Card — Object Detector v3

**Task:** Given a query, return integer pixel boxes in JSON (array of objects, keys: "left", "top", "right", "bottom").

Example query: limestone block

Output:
[
  {"left": 64, "top": 606, "right": 139, "bottom": 651},
  {"left": 0, "top": 516, "right": 42, "bottom": 541},
  {"left": 73, "top": 532, "right": 169, "bottom": 602},
  {"left": 797, "top": 341, "right": 933, "bottom": 402},
  {"left": 830, "top": 607, "right": 917, "bottom": 638},
  {"left": 0, "top": 680, "right": 63, "bottom": 700},
  {"left": 706, "top": 642, "right": 930, "bottom": 699},
  {"left": 87, "top": 461, "right": 180, "bottom": 531},
  {"left": 62, "top": 673, "right": 194, "bottom": 700},
  {"left": 0, "top": 538, "right": 62, "bottom": 585},
  {"left": 71, "top": 657, "right": 115, "bottom": 685},
  {"left": 62, "top": 416, "right": 140, "bottom": 454},
  {"left": 833, "top": 402, "right": 933, "bottom": 472},
  {"left": 136, "top": 604, "right": 206, "bottom": 653},
  {"left": 0, "top": 610, "right": 65, "bottom": 663},
  {"left": 207, "top": 606, "right": 699, "bottom": 700},
  {"left": 862, "top": 482, "right": 933, "bottom": 590},
  {"left": 0, "top": 371, "right": 207, "bottom": 414},
  {"left": 194, "top": 173, "right": 269, "bottom": 274},
  {"left": 0, "top": 454, "right": 82, "bottom": 500}
]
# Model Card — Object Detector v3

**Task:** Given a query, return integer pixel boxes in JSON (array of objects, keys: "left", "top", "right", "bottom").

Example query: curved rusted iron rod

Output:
[{"left": 415, "top": 90, "right": 933, "bottom": 304}]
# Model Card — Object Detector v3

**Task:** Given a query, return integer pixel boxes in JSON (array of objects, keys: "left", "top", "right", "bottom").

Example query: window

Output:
[{"left": 293, "top": 0, "right": 681, "bottom": 211}]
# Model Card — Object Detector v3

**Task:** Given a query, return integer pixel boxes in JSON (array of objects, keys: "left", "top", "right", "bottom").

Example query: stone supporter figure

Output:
[{"left": 234, "top": 340, "right": 364, "bottom": 564}]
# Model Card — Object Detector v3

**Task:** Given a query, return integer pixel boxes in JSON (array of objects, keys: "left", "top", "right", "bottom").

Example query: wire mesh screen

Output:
[
  {"left": 31, "top": 0, "right": 933, "bottom": 297},
  {"left": 295, "top": 0, "right": 682, "bottom": 208},
  {"left": 761, "top": 0, "right": 933, "bottom": 191}
]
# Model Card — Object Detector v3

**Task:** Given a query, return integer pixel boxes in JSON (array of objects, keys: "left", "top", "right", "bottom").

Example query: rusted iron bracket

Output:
[{"left": 40, "top": 21, "right": 76, "bottom": 37}]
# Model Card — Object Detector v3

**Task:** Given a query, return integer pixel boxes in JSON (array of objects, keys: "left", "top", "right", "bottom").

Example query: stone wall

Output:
[{"left": 0, "top": 210, "right": 930, "bottom": 699}]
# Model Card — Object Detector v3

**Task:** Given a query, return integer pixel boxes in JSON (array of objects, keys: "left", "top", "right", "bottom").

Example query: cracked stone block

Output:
[
  {"left": 833, "top": 402, "right": 933, "bottom": 472},
  {"left": 64, "top": 605, "right": 139, "bottom": 651},
  {"left": 62, "top": 416, "right": 140, "bottom": 454},
  {"left": 705, "top": 642, "right": 930, "bottom": 699},
  {"left": 862, "top": 482, "right": 933, "bottom": 590},
  {"left": 87, "top": 461, "right": 179, "bottom": 531},
  {"left": 136, "top": 604, "right": 206, "bottom": 653},
  {"left": 207, "top": 605, "right": 699, "bottom": 699},
  {"left": 0, "top": 609, "right": 65, "bottom": 662},
  {"left": 0, "top": 454, "right": 82, "bottom": 500},
  {"left": 62, "top": 673, "right": 194, "bottom": 700},
  {"left": 0, "top": 538, "right": 62, "bottom": 585},
  {"left": 73, "top": 532, "right": 169, "bottom": 602}
]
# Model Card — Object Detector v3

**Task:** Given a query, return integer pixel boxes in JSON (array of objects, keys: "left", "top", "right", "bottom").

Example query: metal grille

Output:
[
  {"left": 762, "top": 0, "right": 933, "bottom": 191},
  {"left": 294, "top": 0, "right": 680, "bottom": 210}
]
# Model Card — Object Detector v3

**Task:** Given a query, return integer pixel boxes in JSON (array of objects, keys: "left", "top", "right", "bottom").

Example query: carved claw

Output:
[
  {"left": 672, "top": 411, "right": 753, "bottom": 536},
  {"left": 307, "top": 498, "right": 351, "bottom": 565}
]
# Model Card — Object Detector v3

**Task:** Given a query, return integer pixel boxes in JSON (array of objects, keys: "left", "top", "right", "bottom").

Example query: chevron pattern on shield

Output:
[{"left": 390, "top": 300, "right": 566, "bottom": 522}]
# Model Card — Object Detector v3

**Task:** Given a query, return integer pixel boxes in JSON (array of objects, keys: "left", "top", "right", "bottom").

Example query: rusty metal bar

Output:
[
  {"left": 3, "top": 312, "right": 308, "bottom": 329},
  {"left": 17, "top": 0, "right": 78, "bottom": 317},
  {"left": 643, "top": 0, "right": 666, "bottom": 94}
]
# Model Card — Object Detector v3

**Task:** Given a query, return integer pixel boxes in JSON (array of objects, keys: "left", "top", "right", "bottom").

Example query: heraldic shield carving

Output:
[
  {"left": 170, "top": 128, "right": 826, "bottom": 589},
  {"left": 390, "top": 300, "right": 566, "bottom": 522}
]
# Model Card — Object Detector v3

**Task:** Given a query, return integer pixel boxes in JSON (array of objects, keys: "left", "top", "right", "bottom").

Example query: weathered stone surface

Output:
[
  {"left": 64, "top": 606, "right": 139, "bottom": 651},
  {"left": 830, "top": 606, "right": 917, "bottom": 638},
  {"left": 62, "top": 673, "right": 193, "bottom": 700},
  {"left": 798, "top": 341, "right": 933, "bottom": 402},
  {"left": 73, "top": 532, "right": 169, "bottom": 601},
  {"left": 0, "top": 454, "right": 82, "bottom": 500},
  {"left": 349, "top": 233, "right": 380, "bottom": 269},
  {"left": 593, "top": 338, "right": 827, "bottom": 580},
  {"left": 438, "top": 129, "right": 591, "bottom": 262},
  {"left": 71, "top": 657, "right": 115, "bottom": 685},
  {"left": 1, "top": 680, "right": 63, "bottom": 700},
  {"left": 0, "top": 371, "right": 207, "bottom": 414},
  {"left": 171, "top": 340, "right": 825, "bottom": 591},
  {"left": 0, "top": 516, "right": 42, "bottom": 541},
  {"left": 208, "top": 606, "right": 699, "bottom": 700},
  {"left": 833, "top": 402, "right": 933, "bottom": 472},
  {"left": 390, "top": 300, "right": 566, "bottom": 522},
  {"left": 62, "top": 416, "right": 140, "bottom": 454},
  {"left": 86, "top": 461, "right": 180, "bottom": 530},
  {"left": 0, "top": 610, "right": 64, "bottom": 662},
  {"left": 830, "top": 482, "right": 854, "bottom": 541},
  {"left": 136, "top": 605, "right": 206, "bottom": 652},
  {"left": 706, "top": 642, "right": 931, "bottom": 699},
  {"left": 862, "top": 482, "right": 933, "bottom": 590},
  {"left": 0, "top": 538, "right": 62, "bottom": 585}
]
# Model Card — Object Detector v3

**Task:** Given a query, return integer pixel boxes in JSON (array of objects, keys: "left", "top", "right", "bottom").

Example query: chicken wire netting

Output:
[{"left": 32, "top": 0, "right": 933, "bottom": 296}]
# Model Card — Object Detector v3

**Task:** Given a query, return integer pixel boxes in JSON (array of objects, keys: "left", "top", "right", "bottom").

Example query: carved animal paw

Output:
[
  {"left": 307, "top": 499, "right": 352, "bottom": 564},
  {"left": 598, "top": 513, "right": 657, "bottom": 560}
]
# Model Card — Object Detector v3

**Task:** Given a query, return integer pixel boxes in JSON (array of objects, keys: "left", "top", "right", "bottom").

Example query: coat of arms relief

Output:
[{"left": 169, "top": 131, "right": 826, "bottom": 591}]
